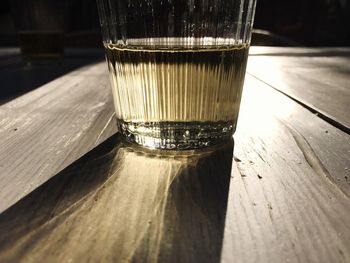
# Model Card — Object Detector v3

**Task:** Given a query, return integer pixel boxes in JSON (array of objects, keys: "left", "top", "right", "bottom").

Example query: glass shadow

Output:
[{"left": 0, "top": 134, "right": 234, "bottom": 263}]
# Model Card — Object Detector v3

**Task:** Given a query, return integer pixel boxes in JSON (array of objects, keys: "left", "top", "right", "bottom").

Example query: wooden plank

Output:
[
  {"left": 222, "top": 76, "right": 350, "bottom": 262},
  {"left": 0, "top": 59, "right": 102, "bottom": 104},
  {"left": 237, "top": 75, "right": 350, "bottom": 196},
  {"left": 0, "top": 62, "right": 117, "bottom": 214},
  {"left": 247, "top": 48, "right": 350, "bottom": 132},
  {"left": 0, "top": 135, "right": 234, "bottom": 263},
  {"left": 0, "top": 75, "right": 349, "bottom": 263}
]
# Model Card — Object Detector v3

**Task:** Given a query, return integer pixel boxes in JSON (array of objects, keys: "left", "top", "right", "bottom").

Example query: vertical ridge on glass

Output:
[{"left": 97, "top": 0, "right": 256, "bottom": 150}]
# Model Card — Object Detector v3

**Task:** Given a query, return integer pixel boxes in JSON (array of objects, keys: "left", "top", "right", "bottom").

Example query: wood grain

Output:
[
  {"left": 0, "top": 61, "right": 116, "bottom": 213},
  {"left": 248, "top": 47, "right": 350, "bottom": 132},
  {"left": 0, "top": 75, "right": 349, "bottom": 263},
  {"left": 222, "top": 76, "right": 350, "bottom": 263},
  {"left": 0, "top": 135, "right": 234, "bottom": 263},
  {"left": 239, "top": 76, "right": 350, "bottom": 196}
]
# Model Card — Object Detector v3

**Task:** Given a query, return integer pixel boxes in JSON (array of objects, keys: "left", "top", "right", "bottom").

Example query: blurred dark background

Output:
[{"left": 0, "top": 0, "right": 350, "bottom": 47}]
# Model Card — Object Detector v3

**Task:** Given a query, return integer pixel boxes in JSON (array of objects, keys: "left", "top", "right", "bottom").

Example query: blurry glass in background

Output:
[{"left": 9, "top": 0, "right": 70, "bottom": 62}]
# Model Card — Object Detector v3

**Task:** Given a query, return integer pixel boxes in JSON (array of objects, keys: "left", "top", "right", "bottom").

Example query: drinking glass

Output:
[
  {"left": 10, "top": 0, "right": 69, "bottom": 61},
  {"left": 96, "top": 0, "right": 257, "bottom": 150}
]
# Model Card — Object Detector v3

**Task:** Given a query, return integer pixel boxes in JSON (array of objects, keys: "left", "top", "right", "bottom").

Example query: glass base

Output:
[{"left": 117, "top": 120, "right": 235, "bottom": 150}]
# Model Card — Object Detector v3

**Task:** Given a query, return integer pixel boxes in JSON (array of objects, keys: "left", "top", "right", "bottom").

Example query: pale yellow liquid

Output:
[
  {"left": 105, "top": 42, "right": 249, "bottom": 122},
  {"left": 104, "top": 39, "right": 249, "bottom": 149}
]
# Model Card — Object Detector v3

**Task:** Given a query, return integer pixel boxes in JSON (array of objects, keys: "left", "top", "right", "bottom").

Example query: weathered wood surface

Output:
[
  {"left": 0, "top": 73, "right": 349, "bottom": 262},
  {"left": 0, "top": 61, "right": 116, "bottom": 213},
  {"left": 0, "top": 48, "right": 349, "bottom": 262},
  {"left": 0, "top": 48, "right": 105, "bottom": 105},
  {"left": 239, "top": 76, "right": 350, "bottom": 197},
  {"left": 224, "top": 77, "right": 350, "bottom": 263},
  {"left": 0, "top": 136, "right": 233, "bottom": 263},
  {"left": 248, "top": 47, "right": 350, "bottom": 132}
]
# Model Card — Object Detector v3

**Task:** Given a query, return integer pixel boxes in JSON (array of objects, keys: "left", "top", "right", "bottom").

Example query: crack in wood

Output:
[
  {"left": 282, "top": 121, "right": 350, "bottom": 199},
  {"left": 247, "top": 72, "right": 350, "bottom": 135}
]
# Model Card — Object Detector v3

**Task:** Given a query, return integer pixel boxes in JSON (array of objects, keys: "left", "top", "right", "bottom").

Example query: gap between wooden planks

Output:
[
  {"left": 247, "top": 48, "right": 350, "bottom": 133},
  {"left": 222, "top": 76, "right": 350, "bottom": 263}
]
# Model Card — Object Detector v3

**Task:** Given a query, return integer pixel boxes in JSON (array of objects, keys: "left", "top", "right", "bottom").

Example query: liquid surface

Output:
[{"left": 105, "top": 41, "right": 249, "bottom": 123}]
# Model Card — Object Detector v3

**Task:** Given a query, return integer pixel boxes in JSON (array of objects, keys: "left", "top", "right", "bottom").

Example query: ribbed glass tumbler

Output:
[{"left": 96, "top": 0, "right": 257, "bottom": 150}]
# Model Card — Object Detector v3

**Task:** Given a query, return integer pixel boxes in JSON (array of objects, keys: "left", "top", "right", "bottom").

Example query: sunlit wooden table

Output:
[{"left": 0, "top": 47, "right": 349, "bottom": 263}]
